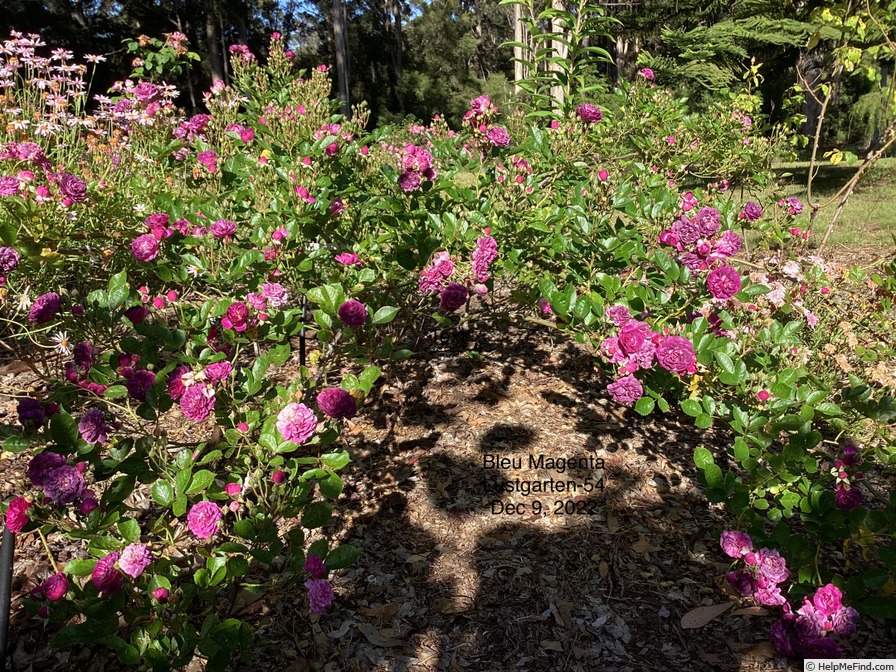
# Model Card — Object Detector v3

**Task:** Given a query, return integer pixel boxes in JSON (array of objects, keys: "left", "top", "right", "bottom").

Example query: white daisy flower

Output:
[{"left": 51, "top": 330, "right": 72, "bottom": 356}]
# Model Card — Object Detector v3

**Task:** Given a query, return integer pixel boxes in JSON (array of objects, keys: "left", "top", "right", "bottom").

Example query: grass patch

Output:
[{"left": 770, "top": 157, "right": 896, "bottom": 250}]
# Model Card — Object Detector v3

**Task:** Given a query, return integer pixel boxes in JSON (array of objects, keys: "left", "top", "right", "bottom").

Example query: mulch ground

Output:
[{"left": 3, "top": 295, "right": 896, "bottom": 671}]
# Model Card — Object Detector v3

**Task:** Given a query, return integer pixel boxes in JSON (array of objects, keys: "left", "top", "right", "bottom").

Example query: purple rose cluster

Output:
[
  {"left": 463, "top": 95, "right": 511, "bottom": 148},
  {"left": 398, "top": 144, "right": 436, "bottom": 192},
  {"left": 63, "top": 340, "right": 109, "bottom": 397},
  {"left": 167, "top": 360, "right": 234, "bottom": 422},
  {"left": 418, "top": 235, "right": 499, "bottom": 313},
  {"left": 602, "top": 305, "right": 696, "bottom": 404},
  {"left": 304, "top": 555, "right": 334, "bottom": 614},
  {"left": 91, "top": 542, "right": 155, "bottom": 596},
  {"left": 25, "top": 451, "right": 98, "bottom": 514},
  {"left": 659, "top": 206, "right": 743, "bottom": 273},
  {"left": 720, "top": 531, "right": 859, "bottom": 659}
]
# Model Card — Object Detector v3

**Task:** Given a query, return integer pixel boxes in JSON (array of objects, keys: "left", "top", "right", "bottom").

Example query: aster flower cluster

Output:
[
  {"left": 659, "top": 205, "right": 743, "bottom": 273},
  {"left": 601, "top": 305, "right": 697, "bottom": 404},
  {"left": 832, "top": 444, "right": 863, "bottom": 510},
  {"left": 720, "top": 531, "right": 859, "bottom": 659},
  {"left": 398, "top": 144, "right": 436, "bottom": 192}
]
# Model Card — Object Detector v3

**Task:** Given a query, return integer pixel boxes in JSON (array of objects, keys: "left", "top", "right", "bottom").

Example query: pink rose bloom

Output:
[
  {"left": 720, "top": 530, "right": 753, "bottom": 558},
  {"left": 277, "top": 403, "right": 317, "bottom": 444},
  {"left": 180, "top": 384, "right": 216, "bottom": 421},
  {"left": 607, "top": 375, "right": 643, "bottom": 404},
  {"left": 305, "top": 578, "right": 334, "bottom": 613},
  {"left": 118, "top": 543, "right": 153, "bottom": 578},
  {"left": 187, "top": 501, "right": 222, "bottom": 539},
  {"left": 335, "top": 252, "right": 362, "bottom": 267}
]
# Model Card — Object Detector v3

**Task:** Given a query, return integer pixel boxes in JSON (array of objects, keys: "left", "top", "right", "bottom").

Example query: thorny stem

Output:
[{"left": 38, "top": 529, "right": 60, "bottom": 574}]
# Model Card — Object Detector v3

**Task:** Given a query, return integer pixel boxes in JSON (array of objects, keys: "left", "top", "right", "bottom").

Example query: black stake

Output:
[
  {"left": 300, "top": 294, "right": 308, "bottom": 368},
  {"left": 0, "top": 525, "right": 14, "bottom": 666}
]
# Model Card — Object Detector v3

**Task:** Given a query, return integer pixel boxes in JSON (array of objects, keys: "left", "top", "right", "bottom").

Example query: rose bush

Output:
[{"left": 0, "top": 25, "right": 893, "bottom": 669}]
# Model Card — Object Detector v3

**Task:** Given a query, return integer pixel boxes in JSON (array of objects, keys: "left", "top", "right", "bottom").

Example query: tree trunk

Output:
[
  {"left": 333, "top": 0, "right": 351, "bottom": 117},
  {"left": 513, "top": 2, "right": 529, "bottom": 93},
  {"left": 204, "top": 0, "right": 225, "bottom": 83},
  {"left": 550, "top": 0, "right": 567, "bottom": 109},
  {"left": 391, "top": 0, "right": 402, "bottom": 80}
]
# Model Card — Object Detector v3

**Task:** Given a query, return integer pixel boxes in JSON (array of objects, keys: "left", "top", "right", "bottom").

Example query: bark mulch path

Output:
[{"left": 3, "top": 318, "right": 895, "bottom": 671}]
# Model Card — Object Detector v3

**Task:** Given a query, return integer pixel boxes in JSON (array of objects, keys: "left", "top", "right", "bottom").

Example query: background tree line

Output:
[{"left": 2, "top": 0, "right": 894, "bottom": 149}]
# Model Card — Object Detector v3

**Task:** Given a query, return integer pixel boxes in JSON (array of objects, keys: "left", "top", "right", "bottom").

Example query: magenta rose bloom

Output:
[
  {"left": 741, "top": 202, "right": 762, "bottom": 222},
  {"left": 755, "top": 585, "right": 787, "bottom": 607},
  {"left": 758, "top": 549, "right": 790, "bottom": 584},
  {"left": 131, "top": 234, "right": 160, "bottom": 262},
  {"left": 656, "top": 335, "right": 695, "bottom": 374},
  {"left": 261, "top": 282, "right": 288, "bottom": 308},
  {"left": 671, "top": 216, "right": 701, "bottom": 246},
  {"left": 576, "top": 103, "right": 602, "bottom": 123},
  {"left": 277, "top": 402, "right": 317, "bottom": 443},
  {"left": 607, "top": 374, "right": 643, "bottom": 404},
  {"left": 27, "top": 451, "right": 66, "bottom": 486},
  {"left": 798, "top": 636, "right": 843, "bottom": 660},
  {"left": 335, "top": 252, "right": 361, "bottom": 267},
  {"left": 92, "top": 552, "right": 124, "bottom": 595},
  {"left": 726, "top": 569, "right": 755, "bottom": 596},
  {"left": 204, "top": 362, "right": 233, "bottom": 384},
  {"left": 211, "top": 219, "right": 237, "bottom": 239},
  {"left": 835, "top": 484, "right": 863, "bottom": 510},
  {"left": 695, "top": 207, "right": 721, "bottom": 237},
  {"left": 637, "top": 67, "right": 655, "bottom": 80},
  {"left": 73, "top": 341, "right": 97, "bottom": 372},
  {"left": 28, "top": 292, "right": 61, "bottom": 323},
  {"left": 337, "top": 299, "right": 368, "bottom": 327},
  {"left": 439, "top": 282, "right": 468, "bottom": 312},
  {"left": 605, "top": 305, "right": 632, "bottom": 327},
  {"left": 41, "top": 573, "right": 68, "bottom": 601},
  {"left": 43, "top": 465, "right": 86, "bottom": 504},
  {"left": 124, "top": 305, "right": 150, "bottom": 324},
  {"left": 167, "top": 365, "right": 190, "bottom": 400},
  {"left": 304, "top": 555, "right": 327, "bottom": 579},
  {"left": 398, "top": 170, "right": 422, "bottom": 192},
  {"left": 617, "top": 323, "right": 646, "bottom": 355},
  {"left": 770, "top": 616, "right": 798, "bottom": 658},
  {"left": 4, "top": 496, "right": 31, "bottom": 533},
  {"left": 187, "top": 500, "right": 222, "bottom": 539},
  {"left": 180, "top": 384, "right": 216, "bottom": 421},
  {"left": 842, "top": 444, "right": 859, "bottom": 466},
  {"left": 0, "top": 176, "right": 19, "bottom": 197},
  {"left": 714, "top": 230, "right": 743, "bottom": 258},
  {"left": 720, "top": 530, "right": 753, "bottom": 558},
  {"left": 222, "top": 301, "right": 250, "bottom": 331},
  {"left": 78, "top": 409, "right": 108, "bottom": 445},
  {"left": 316, "top": 388, "right": 357, "bottom": 420},
  {"left": 0, "top": 246, "right": 20, "bottom": 273},
  {"left": 707, "top": 266, "right": 742, "bottom": 300},
  {"left": 18, "top": 398, "right": 46, "bottom": 429},
  {"left": 126, "top": 369, "right": 156, "bottom": 402},
  {"left": 487, "top": 126, "right": 511, "bottom": 147},
  {"left": 472, "top": 235, "right": 498, "bottom": 282},
  {"left": 812, "top": 584, "right": 843, "bottom": 616},
  {"left": 305, "top": 578, "right": 334, "bottom": 614},
  {"left": 118, "top": 543, "right": 153, "bottom": 578},
  {"left": 831, "top": 606, "right": 859, "bottom": 637},
  {"left": 58, "top": 173, "right": 87, "bottom": 202}
]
